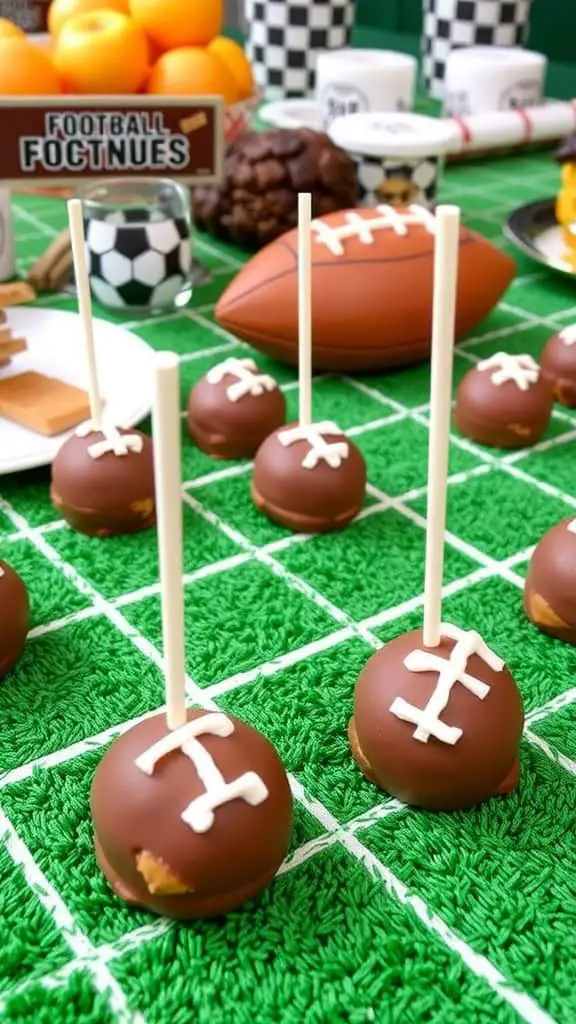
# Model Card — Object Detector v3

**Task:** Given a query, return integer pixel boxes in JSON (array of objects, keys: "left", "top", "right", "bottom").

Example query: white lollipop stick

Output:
[
  {"left": 67, "top": 199, "right": 102, "bottom": 429},
  {"left": 151, "top": 352, "right": 187, "bottom": 731},
  {"left": 423, "top": 204, "right": 461, "bottom": 649},
  {"left": 298, "top": 191, "right": 312, "bottom": 427}
]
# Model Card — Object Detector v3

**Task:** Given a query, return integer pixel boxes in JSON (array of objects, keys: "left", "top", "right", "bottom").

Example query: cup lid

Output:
[
  {"left": 259, "top": 99, "right": 322, "bottom": 131},
  {"left": 318, "top": 48, "right": 417, "bottom": 69},
  {"left": 446, "top": 45, "right": 546, "bottom": 68},
  {"left": 329, "top": 112, "right": 458, "bottom": 158}
]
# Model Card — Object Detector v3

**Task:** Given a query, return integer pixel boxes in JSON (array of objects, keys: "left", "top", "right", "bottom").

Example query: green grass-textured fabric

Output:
[{"left": 1, "top": 149, "right": 576, "bottom": 1024}]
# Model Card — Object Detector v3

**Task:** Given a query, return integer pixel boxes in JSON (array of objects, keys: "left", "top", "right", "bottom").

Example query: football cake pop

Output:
[
  {"left": 50, "top": 199, "right": 155, "bottom": 537},
  {"left": 0, "top": 560, "right": 29, "bottom": 679},
  {"left": 252, "top": 192, "right": 366, "bottom": 533},
  {"left": 51, "top": 424, "right": 155, "bottom": 537},
  {"left": 349, "top": 206, "right": 524, "bottom": 811},
  {"left": 539, "top": 323, "right": 576, "bottom": 408},
  {"left": 91, "top": 353, "right": 292, "bottom": 918},
  {"left": 187, "top": 356, "right": 286, "bottom": 459},
  {"left": 454, "top": 352, "right": 553, "bottom": 449},
  {"left": 524, "top": 516, "right": 576, "bottom": 645}
]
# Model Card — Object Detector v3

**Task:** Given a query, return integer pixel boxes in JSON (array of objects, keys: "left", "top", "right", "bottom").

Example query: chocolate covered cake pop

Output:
[
  {"left": 524, "top": 516, "right": 576, "bottom": 644},
  {"left": 91, "top": 708, "right": 292, "bottom": 918},
  {"left": 540, "top": 323, "right": 576, "bottom": 408},
  {"left": 51, "top": 422, "right": 155, "bottom": 537},
  {"left": 349, "top": 624, "right": 524, "bottom": 811},
  {"left": 455, "top": 352, "right": 553, "bottom": 449},
  {"left": 187, "top": 356, "right": 286, "bottom": 459},
  {"left": 252, "top": 420, "right": 366, "bottom": 533},
  {"left": 0, "top": 560, "right": 29, "bottom": 679}
]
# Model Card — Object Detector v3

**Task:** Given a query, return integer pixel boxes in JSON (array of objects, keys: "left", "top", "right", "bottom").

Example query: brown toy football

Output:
[{"left": 215, "top": 204, "right": 516, "bottom": 373}]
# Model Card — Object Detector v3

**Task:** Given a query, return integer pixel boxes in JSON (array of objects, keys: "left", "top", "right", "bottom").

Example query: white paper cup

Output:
[
  {"left": 329, "top": 111, "right": 458, "bottom": 208},
  {"left": 444, "top": 45, "right": 546, "bottom": 116},
  {"left": 244, "top": 0, "right": 356, "bottom": 99},
  {"left": 422, "top": 0, "right": 533, "bottom": 101},
  {"left": 315, "top": 48, "right": 417, "bottom": 130}
]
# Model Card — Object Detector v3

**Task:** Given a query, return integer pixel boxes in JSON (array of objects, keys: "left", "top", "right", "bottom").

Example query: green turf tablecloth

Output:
[{"left": 1, "top": 149, "right": 576, "bottom": 1024}]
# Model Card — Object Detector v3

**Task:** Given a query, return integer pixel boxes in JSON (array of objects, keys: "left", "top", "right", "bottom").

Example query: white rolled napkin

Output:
[
  {"left": 316, "top": 48, "right": 417, "bottom": 129},
  {"left": 444, "top": 46, "right": 547, "bottom": 116}
]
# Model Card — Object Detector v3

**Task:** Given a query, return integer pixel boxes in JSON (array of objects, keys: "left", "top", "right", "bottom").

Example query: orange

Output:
[
  {"left": 48, "top": 0, "right": 130, "bottom": 36},
  {"left": 0, "top": 38, "right": 62, "bottom": 94},
  {"left": 129, "top": 0, "right": 222, "bottom": 50},
  {"left": 53, "top": 10, "right": 149, "bottom": 94},
  {"left": 0, "top": 18, "right": 26, "bottom": 40},
  {"left": 146, "top": 46, "right": 238, "bottom": 104},
  {"left": 208, "top": 36, "right": 254, "bottom": 100}
]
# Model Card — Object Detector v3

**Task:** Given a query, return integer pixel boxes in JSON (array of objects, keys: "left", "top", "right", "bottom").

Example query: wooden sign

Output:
[
  {"left": 0, "top": 0, "right": 50, "bottom": 31},
  {"left": 0, "top": 96, "right": 224, "bottom": 186}
]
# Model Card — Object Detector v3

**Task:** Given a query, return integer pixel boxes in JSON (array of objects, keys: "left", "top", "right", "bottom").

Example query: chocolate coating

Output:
[
  {"left": 0, "top": 560, "right": 29, "bottom": 679},
  {"left": 349, "top": 628, "right": 524, "bottom": 810},
  {"left": 455, "top": 359, "right": 553, "bottom": 449},
  {"left": 540, "top": 331, "right": 576, "bottom": 408},
  {"left": 91, "top": 709, "right": 292, "bottom": 919},
  {"left": 252, "top": 422, "right": 366, "bottom": 533},
  {"left": 187, "top": 363, "right": 286, "bottom": 459},
  {"left": 51, "top": 428, "right": 155, "bottom": 537},
  {"left": 524, "top": 517, "right": 576, "bottom": 644}
]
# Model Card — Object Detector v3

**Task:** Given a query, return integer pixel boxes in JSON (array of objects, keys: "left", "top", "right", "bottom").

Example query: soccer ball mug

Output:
[{"left": 79, "top": 177, "right": 193, "bottom": 313}]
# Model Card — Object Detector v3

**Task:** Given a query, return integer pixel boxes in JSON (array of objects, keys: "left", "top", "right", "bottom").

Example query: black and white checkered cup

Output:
[
  {"left": 422, "top": 0, "right": 532, "bottom": 101},
  {"left": 329, "top": 112, "right": 457, "bottom": 209},
  {"left": 444, "top": 45, "right": 546, "bottom": 115},
  {"left": 316, "top": 49, "right": 417, "bottom": 130},
  {"left": 244, "top": 0, "right": 356, "bottom": 99},
  {"left": 80, "top": 178, "right": 192, "bottom": 314}
]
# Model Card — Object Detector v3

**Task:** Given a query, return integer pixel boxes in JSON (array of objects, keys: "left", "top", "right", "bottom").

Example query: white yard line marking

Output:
[
  {"left": 524, "top": 730, "right": 576, "bottom": 777},
  {"left": 525, "top": 687, "right": 576, "bottom": 727},
  {"left": 12, "top": 204, "right": 60, "bottom": 238},
  {"left": 179, "top": 340, "right": 239, "bottom": 363},
  {"left": 0, "top": 811, "right": 145, "bottom": 1024},
  {"left": 286, "top": 778, "right": 559, "bottom": 1024},
  {"left": 5, "top": 518, "right": 67, "bottom": 545},
  {"left": 339, "top": 829, "right": 558, "bottom": 1024},
  {"left": 181, "top": 489, "right": 384, "bottom": 651}
]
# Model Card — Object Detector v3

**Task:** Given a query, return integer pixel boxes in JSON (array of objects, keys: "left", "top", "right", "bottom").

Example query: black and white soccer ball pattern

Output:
[{"left": 85, "top": 208, "right": 191, "bottom": 310}]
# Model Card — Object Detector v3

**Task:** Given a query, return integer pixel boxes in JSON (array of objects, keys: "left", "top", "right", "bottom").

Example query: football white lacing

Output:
[
  {"left": 477, "top": 352, "right": 540, "bottom": 391},
  {"left": 310, "top": 204, "right": 437, "bottom": 256}
]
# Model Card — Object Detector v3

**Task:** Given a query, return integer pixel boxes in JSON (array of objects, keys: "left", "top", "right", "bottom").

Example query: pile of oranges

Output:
[{"left": 0, "top": 0, "right": 254, "bottom": 103}]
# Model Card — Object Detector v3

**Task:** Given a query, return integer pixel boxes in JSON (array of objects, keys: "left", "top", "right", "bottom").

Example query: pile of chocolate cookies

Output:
[{"left": 192, "top": 128, "right": 359, "bottom": 251}]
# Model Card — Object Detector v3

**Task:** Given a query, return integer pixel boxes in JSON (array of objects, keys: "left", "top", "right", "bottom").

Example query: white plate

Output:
[{"left": 0, "top": 307, "right": 154, "bottom": 475}]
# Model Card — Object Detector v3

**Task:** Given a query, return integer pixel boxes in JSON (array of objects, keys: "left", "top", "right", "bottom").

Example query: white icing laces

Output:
[
  {"left": 568, "top": 519, "right": 576, "bottom": 534},
  {"left": 76, "top": 420, "right": 144, "bottom": 460},
  {"left": 477, "top": 352, "right": 539, "bottom": 391},
  {"left": 311, "top": 203, "right": 436, "bottom": 256},
  {"left": 206, "top": 357, "right": 277, "bottom": 403},
  {"left": 278, "top": 421, "right": 348, "bottom": 469},
  {"left": 389, "top": 623, "right": 504, "bottom": 746},
  {"left": 0, "top": 566, "right": 4, "bottom": 578},
  {"left": 559, "top": 323, "right": 576, "bottom": 346},
  {"left": 134, "top": 712, "right": 268, "bottom": 834}
]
